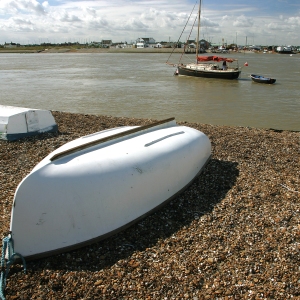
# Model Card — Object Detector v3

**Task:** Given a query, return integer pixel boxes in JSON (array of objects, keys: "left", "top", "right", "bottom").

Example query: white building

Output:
[
  {"left": 136, "top": 42, "right": 145, "bottom": 48},
  {"left": 135, "top": 37, "right": 156, "bottom": 48}
]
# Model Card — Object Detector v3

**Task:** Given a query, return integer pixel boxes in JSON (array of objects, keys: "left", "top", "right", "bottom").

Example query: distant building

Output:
[
  {"left": 249, "top": 45, "right": 262, "bottom": 51},
  {"left": 200, "top": 39, "right": 210, "bottom": 49},
  {"left": 184, "top": 39, "right": 209, "bottom": 49},
  {"left": 89, "top": 41, "right": 102, "bottom": 47},
  {"left": 135, "top": 37, "right": 156, "bottom": 48},
  {"left": 101, "top": 40, "right": 112, "bottom": 48},
  {"left": 111, "top": 42, "right": 130, "bottom": 48},
  {"left": 139, "top": 37, "right": 155, "bottom": 44},
  {"left": 186, "top": 39, "right": 195, "bottom": 45},
  {"left": 160, "top": 42, "right": 174, "bottom": 48},
  {"left": 4, "top": 42, "right": 20, "bottom": 48}
]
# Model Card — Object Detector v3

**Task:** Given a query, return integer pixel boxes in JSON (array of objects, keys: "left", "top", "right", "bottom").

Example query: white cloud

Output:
[
  {"left": 42, "top": 1, "right": 49, "bottom": 9},
  {"left": 60, "top": 11, "right": 82, "bottom": 23},
  {"left": 87, "top": 17, "right": 109, "bottom": 30},
  {"left": 84, "top": 7, "right": 97, "bottom": 18},
  {"left": 1, "top": 0, "right": 45, "bottom": 15},
  {"left": 0, "top": 0, "right": 299, "bottom": 45},
  {"left": 122, "top": 18, "right": 148, "bottom": 31},
  {"left": 233, "top": 15, "right": 254, "bottom": 28},
  {"left": 12, "top": 17, "right": 33, "bottom": 25},
  {"left": 201, "top": 17, "right": 219, "bottom": 28},
  {"left": 286, "top": 16, "right": 300, "bottom": 25}
]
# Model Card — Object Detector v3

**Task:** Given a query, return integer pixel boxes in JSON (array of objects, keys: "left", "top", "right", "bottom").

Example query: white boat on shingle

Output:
[
  {"left": 10, "top": 118, "right": 211, "bottom": 260},
  {"left": 0, "top": 105, "right": 58, "bottom": 141}
]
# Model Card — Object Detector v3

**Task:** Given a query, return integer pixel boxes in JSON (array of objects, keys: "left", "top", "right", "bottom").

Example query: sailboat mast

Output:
[{"left": 195, "top": 0, "right": 202, "bottom": 62}]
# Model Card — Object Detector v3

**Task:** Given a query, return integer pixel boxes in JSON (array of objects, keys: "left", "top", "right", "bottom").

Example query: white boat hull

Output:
[
  {"left": 10, "top": 118, "right": 211, "bottom": 259},
  {"left": 0, "top": 105, "right": 57, "bottom": 141}
]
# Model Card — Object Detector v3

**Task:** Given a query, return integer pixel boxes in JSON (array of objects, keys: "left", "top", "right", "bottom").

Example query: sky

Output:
[{"left": 0, "top": 0, "right": 299, "bottom": 46}]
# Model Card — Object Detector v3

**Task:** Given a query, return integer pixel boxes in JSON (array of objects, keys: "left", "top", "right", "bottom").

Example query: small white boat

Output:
[
  {"left": 10, "top": 118, "right": 211, "bottom": 259},
  {"left": 0, "top": 105, "right": 58, "bottom": 141}
]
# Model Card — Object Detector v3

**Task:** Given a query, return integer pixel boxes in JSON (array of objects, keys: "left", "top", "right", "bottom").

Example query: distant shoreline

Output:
[
  {"left": 1, "top": 47, "right": 183, "bottom": 54},
  {"left": 0, "top": 47, "right": 279, "bottom": 55}
]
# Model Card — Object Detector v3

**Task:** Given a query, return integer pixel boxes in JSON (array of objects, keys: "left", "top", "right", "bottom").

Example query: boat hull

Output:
[
  {"left": 177, "top": 65, "right": 241, "bottom": 79},
  {"left": 0, "top": 105, "right": 57, "bottom": 141},
  {"left": 10, "top": 119, "right": 211, "bottom": 259},
  {"left": 277, "top": 51, "right": 293, "bottom": 54},
  {"left": 250, "top": 74, "right": 276, "bottom": 84}
]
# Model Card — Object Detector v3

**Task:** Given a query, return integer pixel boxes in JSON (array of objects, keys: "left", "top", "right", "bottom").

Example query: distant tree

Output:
[{"left": 228, "top": 44, "right": 237, "bottom": 50}]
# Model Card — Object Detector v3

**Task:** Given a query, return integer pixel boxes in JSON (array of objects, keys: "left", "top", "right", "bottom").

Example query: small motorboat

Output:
[
  {"left": 9, "top": 118, "right": 211, "bottom": 259},
  {"left": 250, "top": 74, "right": 276, "bottom": 84}
]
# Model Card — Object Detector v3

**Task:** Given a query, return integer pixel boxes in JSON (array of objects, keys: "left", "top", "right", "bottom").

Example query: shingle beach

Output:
[{"left": 0, "top": 111, "right": 299, "bottom": 299}]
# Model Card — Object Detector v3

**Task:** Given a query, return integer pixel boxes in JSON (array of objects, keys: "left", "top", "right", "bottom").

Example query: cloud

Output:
[
  {"left": 12, "top": 17, "right": 33, "bottom": 25},
  {"left": 0, "top": 17, "right": 34, "bottom": 32},
  {"left": 286, "top": 16, "right": 300, "bottom": 25},
  {"left": 0, "top": 0, "right": 299, "bottom": 45},
  {"left": 84, "top": 7, "right": 97, "bottom": 18},
  {"left": 233, "top": 15, "right": 254, "bottom": 27},
  {"left": 42, "top": 1, "right": 49, "bottom": 10},
  {"left": 60, "top": 11, "right": 82, "bottom": 23},
  {"left": 201, "top": 17, "right": 219, "bottom": 28},
  {"left": 0, "top": 0, "right": 45, "bottom": 15},
  {"left": 87, "top": 17, "right": 109, "bottom": 30}
]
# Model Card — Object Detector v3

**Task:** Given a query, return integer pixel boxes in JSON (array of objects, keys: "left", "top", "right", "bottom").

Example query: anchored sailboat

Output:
[{"left": 168, "top": 0, "right": 241, "bottom": 80}]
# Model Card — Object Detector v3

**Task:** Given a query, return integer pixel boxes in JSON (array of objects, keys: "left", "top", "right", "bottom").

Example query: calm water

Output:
[{"left": 0, "top": 52, "right": 299, "bottom": 131}]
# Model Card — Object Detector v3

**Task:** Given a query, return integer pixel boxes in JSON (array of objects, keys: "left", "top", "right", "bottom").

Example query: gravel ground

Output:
[{"left": 0, "top": 111, "right": 299, "bottom": 299}]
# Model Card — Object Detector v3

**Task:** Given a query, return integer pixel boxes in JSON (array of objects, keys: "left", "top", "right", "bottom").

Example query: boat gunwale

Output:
[
  {"left": 180, "top": 63, "right": 239, "bottom": 72},
  {"left": 50, "top": 117, "right": 175, "bottom": 161}
]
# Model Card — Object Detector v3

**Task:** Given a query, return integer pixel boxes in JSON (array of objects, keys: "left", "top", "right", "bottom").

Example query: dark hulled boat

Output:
[
  {"left": 250, "top": 74, "right": 276, "bottom": 84},
  {"left": 177, "top": 56, "right": 241, "bottom": 79}
]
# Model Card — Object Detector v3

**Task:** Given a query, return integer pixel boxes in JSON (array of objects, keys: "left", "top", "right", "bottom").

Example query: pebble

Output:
[{"left": 0, "top": 111, "right": 299, "bottom": 299}]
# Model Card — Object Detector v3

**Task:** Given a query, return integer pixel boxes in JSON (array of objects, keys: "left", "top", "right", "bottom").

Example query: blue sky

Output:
[{"left": 0, "top": 0, "right": 299, "bottom": 45}]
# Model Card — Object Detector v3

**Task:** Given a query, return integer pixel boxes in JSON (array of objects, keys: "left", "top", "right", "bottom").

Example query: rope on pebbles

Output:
[
  {"left": 0, "top": 234, "right": 26, "bottom": 300},
  {"left": 280, "top": 184, "right": 299, "bottom": 193}
]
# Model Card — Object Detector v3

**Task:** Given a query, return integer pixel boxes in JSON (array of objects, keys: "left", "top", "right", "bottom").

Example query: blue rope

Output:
[{"left": 0, "top": 235, "right": 26, "bottom": 300}]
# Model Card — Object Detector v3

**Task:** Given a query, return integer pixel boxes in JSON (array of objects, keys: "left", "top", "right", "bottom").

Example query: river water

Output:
[{"left": 1, "top": 52, "right": 299, "bottom": 131}]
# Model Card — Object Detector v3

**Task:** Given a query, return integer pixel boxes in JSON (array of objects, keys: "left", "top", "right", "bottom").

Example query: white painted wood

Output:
[
  {"left": 25, "top": 110, "right": 40, "bottom": 132},
  {"left": 0, "top": 105, "right": 57, "bottom": 140},
  {"left": 10, "top": 119, "right": 211, "bottom": 259}
]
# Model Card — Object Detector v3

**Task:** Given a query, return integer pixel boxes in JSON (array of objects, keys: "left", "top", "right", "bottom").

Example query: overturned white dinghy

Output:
[
  {"left": 10, "top": 118, "right": 211, "bottom": 259},
  {"left": 0, "top": 105, "right": 58, "bottom": 141}
]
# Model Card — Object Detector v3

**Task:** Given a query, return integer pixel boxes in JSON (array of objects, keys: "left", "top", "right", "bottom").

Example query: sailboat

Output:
[{"left": 170, "top": 0, "right": 241, "bottom": 80}]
